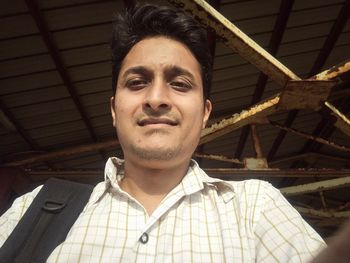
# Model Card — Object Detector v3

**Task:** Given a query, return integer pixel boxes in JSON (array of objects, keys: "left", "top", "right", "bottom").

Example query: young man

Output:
[{"left": 0, "top": 4, "right": 327, "bottom": 262}]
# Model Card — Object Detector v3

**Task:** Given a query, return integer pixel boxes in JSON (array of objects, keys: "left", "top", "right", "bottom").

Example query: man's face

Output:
[{"left": 111, "top": 36, "right": 211, "bottom": 168}]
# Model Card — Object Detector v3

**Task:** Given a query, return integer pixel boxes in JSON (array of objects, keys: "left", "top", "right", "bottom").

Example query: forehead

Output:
[{"left": 119, "top": 36, "right": 202, "bottom": 77}]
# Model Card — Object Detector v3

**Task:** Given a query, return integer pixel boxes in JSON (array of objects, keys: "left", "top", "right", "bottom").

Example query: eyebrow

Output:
[
  {"left": 121, "top": 66, "right": 152, "bottom": 79},
  {"left": 164, "top": 65, "right": 196, "bottom": 82},
  {"left": 121, "top": 65, "right": 196, "bottom": 81}
]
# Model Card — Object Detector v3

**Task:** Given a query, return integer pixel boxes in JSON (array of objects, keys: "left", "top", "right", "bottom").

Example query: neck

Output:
[{"left": 119, "top": 158, "right": 190, "bottom": 215}]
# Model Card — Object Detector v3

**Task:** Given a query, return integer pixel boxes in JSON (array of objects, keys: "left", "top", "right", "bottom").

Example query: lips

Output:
[{"left": 137, "top": 117, "right": 178, "bottom": 126}]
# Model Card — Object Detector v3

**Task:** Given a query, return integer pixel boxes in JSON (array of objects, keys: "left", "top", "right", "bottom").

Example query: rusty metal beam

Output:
[
  {"left": 267, "top": 0, "right": 350, "bottom": 162},
  {"left": 312, "top": 59, "right": 350, "bottom": 82},
  {"left": 24, "top": 0, "right": 105, "bottom": 159},
  {"left": 270, "top": 152, "right": 349, "bottom": 167},
  {"left": 294, "top": 206, "right": 350, "bottom": 219},
  {"left": 200, "top": 95, "right": 280, "bottom": 145},
  {"left": 193, "top": 152, "right": 243, "bottom": 165},
  {"left": 168, "top": 0, "right": 300, "bottom": 86},
  {"left": 3, "top": 139, "right": 119, "bottom": 167},
  {"left": 288, "top": 62, "right": 350, "bottom": 169},
  {"left": 270, "top": 120, "right": 350, "bottom": 153},
  {"left": 323, "top": 101, "right": 350, "bottom": 137},
  {"left": 201, "top": 78, "right": 335, "bottom": 146},
  {"left": 250, "top": 124, "right": 264, "bottom": 158},
  {"left": 277, "top": 80, "right": 334, "bottom": 111},
  {"left": 198, "top": 0, "right": 221, "bottom": 166},
  {"left": 234, "top": 0, "right": 294, "bottom": 159},
  {"left": 25, "top": 169, "right": 350, "bottom": 181},
  {"left": 280, "top": 176, "right": 350, "bottom": 196}
]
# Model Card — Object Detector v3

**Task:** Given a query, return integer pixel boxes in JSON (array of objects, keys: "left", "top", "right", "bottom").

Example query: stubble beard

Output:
[{"left": 129, "top": 143, "right": 182, "bottom": 161}]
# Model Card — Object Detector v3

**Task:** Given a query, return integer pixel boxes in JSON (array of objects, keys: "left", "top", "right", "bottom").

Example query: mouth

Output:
[{"left": 137, "top": 118, "right": 178, "bottom": 127}]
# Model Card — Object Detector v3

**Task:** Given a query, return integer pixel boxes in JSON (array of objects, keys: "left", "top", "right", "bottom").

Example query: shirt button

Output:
[{"left": 139, "top": 233, "right": 149, "bottom": 244}]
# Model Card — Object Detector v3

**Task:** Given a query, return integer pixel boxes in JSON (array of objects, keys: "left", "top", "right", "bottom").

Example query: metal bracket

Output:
[{"left": 278, "top": 80, "right": 335, "bottom": 111}]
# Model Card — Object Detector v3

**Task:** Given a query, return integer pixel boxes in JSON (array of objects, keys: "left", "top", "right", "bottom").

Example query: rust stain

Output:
[
  {"left": 313, "top": 60, "right": 350, "bottom": 81},
  {"left": 200, "top": 96, "right": 280, "bottom": 141},
  {"left": 194, "top": 153, "right": 243, "bottom": 164}
]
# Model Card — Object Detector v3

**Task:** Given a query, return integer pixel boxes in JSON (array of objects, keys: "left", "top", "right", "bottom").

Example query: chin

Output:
[{"left": 130, "top": 144, "right": 181, "bottom": 161}]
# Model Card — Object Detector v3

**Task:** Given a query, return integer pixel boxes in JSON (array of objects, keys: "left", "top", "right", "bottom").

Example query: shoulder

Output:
[
  {"left": 225, "top": 179, "right": 278, "bottom": 205},
  {"left": 0, "top": 184, "right": 43, "bottom": 247}
]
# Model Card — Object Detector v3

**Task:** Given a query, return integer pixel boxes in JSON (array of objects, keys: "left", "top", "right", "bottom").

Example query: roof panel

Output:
[
  {"left": 43, "top": 1, "right": 122, "bottom": 31},
  {"left": 1, "top": 0, "right": 28, "bottom": 16},
  {"left": 0, "top": 71, "right": 62, "bottom": 95},
  {"left": 61, "top": 44, "right": 109, "bottom": 67},
  {"left": 19, "top": 110, "right": 82, "bottom": 130},
  {"left": 1, "top": 86, "right": 70, "bottom": 108},
  {"left": 0, "top": 35, "right": 46, "bottom": 61},
  {"left": 75, "top": 78, "right": 111, "bottom": 96},
  {"left": 0, "top": 14, "right": 37, "bottom": 39},
  {"left": 11, "top": 98, "right": 76, "bottom": 118},
  {"left": 0, "top": 54, "right": 55, "bottom": 78},
  {"left": 221, "top": 0, "right": 280, "bottom": 21},
  {"left": 68, "top": 61, "right": 110, "bottom": 82},
  {"left": 53, "top": 24, "right": 110, "bottom": 50},
  {"left": 287, "top": 4, "right": 342, "bottom": 28}
]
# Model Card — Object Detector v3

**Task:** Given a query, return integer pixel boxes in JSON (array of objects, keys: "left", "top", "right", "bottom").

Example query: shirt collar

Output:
[{"left": 103, "top": 157, "right": 235, "bottom": 201}]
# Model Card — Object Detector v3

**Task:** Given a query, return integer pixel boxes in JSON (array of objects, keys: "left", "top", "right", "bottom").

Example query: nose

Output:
[{"left": 143, "top": 80, "right": 171, "bottom": 112}]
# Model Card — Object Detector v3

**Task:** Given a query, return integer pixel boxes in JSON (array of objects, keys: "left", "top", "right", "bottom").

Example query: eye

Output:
[
  {"left": 170, "top": 80, "right": 192, "bottom": 91},
  {"left": 125, "top": 78, "right": 148, "bottom": 90}
]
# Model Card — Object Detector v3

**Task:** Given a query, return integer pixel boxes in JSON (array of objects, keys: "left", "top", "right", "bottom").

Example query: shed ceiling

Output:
[{"left": 0, "top": 0, "right": 350, "bottom": 237}]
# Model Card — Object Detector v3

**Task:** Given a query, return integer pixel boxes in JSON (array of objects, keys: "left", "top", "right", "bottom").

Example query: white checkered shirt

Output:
[{"left": 0, "top": 157, "right": 325, "bottom": 262}]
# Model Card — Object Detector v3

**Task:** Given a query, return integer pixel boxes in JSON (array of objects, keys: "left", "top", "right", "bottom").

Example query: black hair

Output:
[{"left": 111, "top": 4, "right": 212, "bottom": 100}]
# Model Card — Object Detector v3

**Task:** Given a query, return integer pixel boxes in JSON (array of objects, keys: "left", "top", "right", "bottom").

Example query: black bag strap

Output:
[{"left": 0, "top": 178, "right": 94, "bottom": 263}]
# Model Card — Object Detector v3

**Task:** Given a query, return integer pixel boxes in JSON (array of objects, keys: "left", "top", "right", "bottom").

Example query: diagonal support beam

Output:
[
  {"left": 200, "top": 95, "right": 280, "bottom": 145},
  {"left": 268, "top": 60, "right": 350, "bottom": 161},
  {"left": 235, "top": 0, "right": 295, "bottom": 159},
  {"left": 0, "top": 100, "right": 39, "bottom": 149},
  {"left": 168, "top": 0, "right": 300, "bottom": 86},
  {"left": 200, "top": 77, "right": 336, "bottom": 146},
  {"left": 24, "top": 0, "right": 103, "bottom": 150},
  {"left": 3, "top": 139, "right": 120, "bottom": 167},
  {"left": 268, "top": 1, "right": 350, "bottom": 162},
  {"left": 324, "top": 101, "right": 350, "bottom": 137},
  {"left": 198, "top": 0, "right": 221, "bottom": 166},
  {"left": 0, "top": 100, "right": 54, "bottom": 168},
  {"left": 270, "top": 120, "right": 350, "bottom": 153}
]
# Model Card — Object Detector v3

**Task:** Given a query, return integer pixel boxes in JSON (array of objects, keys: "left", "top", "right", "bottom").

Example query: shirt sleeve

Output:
[
  {"left": 0, "top": 185, "right": 43, "bottom": 248},
  {"left": 254, "top": 182, "right": 326, "bottom": 263}
]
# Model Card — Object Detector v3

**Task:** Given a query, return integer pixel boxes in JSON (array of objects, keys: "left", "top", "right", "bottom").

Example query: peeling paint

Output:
[{"left": 200, "top": 96, "right": 280, "bottom": 144}]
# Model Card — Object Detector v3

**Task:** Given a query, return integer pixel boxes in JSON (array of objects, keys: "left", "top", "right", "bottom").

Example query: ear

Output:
[
  {"left": 202, "top": 99, "right": 212, "bottom": 128},
  {"left": 110, "top": 96, "right": 117, "bottom": 127}
]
